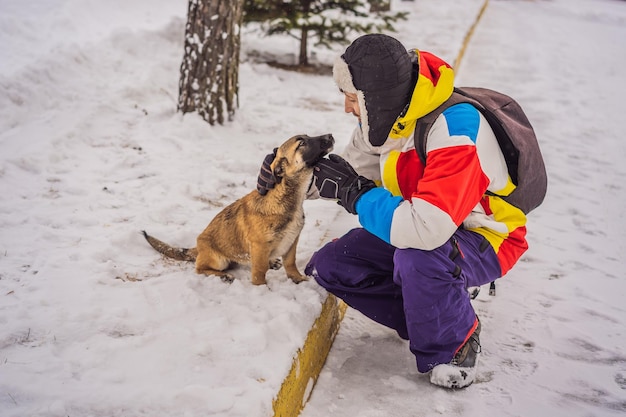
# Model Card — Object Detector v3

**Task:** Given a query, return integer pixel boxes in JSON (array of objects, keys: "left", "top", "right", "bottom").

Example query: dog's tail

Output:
[{"left": 142, "top": 231, "right": 197, "bottom": 262}]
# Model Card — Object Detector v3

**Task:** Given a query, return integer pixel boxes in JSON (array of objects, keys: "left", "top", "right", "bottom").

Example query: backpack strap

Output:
[
  {"left": 415, "top": 90, "right": 507, "bottom": 202},
  {"left": 414, "top": 88, "right": 478, "bottom": 164}
]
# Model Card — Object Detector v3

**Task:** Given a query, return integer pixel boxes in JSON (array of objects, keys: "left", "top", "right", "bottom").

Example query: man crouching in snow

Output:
[{"left": 258, "top": 34, "right": 528, "bottom": 388}]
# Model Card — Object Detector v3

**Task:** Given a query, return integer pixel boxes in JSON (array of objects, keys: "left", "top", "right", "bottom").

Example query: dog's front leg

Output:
[
  {"left": 249, "top": 244, "right": 271, "bottom": 285},
  {"left": 282, "top": 237, "right": 307, "bottom": 284}
]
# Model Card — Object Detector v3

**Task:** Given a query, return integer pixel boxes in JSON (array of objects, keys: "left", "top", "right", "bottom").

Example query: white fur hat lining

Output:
[{"left": 333, "top": 55, "right": 371, "bottom": 144}]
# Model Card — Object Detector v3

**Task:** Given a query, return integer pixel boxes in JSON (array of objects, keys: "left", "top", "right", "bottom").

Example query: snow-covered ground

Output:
[
  {"left": 1, "top": 0, "right": 624, "bottom": 416},
  {"left": 0, "top": 0, "right": 482, "bottom": 415}
]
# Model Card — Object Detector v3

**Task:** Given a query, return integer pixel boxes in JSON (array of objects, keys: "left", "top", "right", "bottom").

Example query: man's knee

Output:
[
  {"left": 393, "top": 245, "right": 453, "bottom": 283},
  {"left": 305, "top": 240, "right": 334, "bottom": 286}
]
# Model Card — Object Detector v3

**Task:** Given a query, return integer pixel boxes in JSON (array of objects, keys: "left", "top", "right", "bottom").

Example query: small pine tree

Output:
[{"left": 244, "top": 0, "right": 408, "bottom": 66}]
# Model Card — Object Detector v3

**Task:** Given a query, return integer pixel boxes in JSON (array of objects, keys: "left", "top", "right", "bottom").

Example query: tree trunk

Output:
[
  {"left": 178, "top": 0, "right": 244, "bottom": 125},
  {"left": 299, "top": 27, "right": 309, "bottom": 66},
  {"left": 369, "top": 0, "right": 391, "bottom": 12},
  {"left": 298, "top": 0, "right": 312, "bottom": 66}
]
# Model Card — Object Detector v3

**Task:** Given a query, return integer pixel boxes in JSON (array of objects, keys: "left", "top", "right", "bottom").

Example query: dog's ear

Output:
[{"left": 272, "top": 157, "right": 286, "bottom": 184}]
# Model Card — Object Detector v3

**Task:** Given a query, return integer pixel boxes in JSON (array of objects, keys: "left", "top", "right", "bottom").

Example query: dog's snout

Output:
[
  {"left": 297, "top": 133, "right": 335, "bottom": 166},
  {"left": 310, "top": 133, "right": 334, "bottom": 149}
]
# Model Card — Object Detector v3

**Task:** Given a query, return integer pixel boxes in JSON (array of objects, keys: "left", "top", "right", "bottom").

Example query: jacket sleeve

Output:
[
  {"left": 356, "top": 104, "right": 491, "bottom": 249},
  {"left": 341, "top": 126, "right": 382, "bottom": 183}
]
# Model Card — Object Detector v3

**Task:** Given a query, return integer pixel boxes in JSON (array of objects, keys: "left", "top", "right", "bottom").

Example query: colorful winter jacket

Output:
[{"left": 345, "top": 50, "right": 528, "bottom": 275}]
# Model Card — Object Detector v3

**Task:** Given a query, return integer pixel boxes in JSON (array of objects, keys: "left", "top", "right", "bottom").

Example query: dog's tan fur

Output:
[{"left": 143, "top": 134, "right": 334, "bottom": 285}]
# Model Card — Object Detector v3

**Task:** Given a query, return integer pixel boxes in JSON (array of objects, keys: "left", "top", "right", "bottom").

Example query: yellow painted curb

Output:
[
  {"left": 272, "top": 294, "right": 347, "bottom": 417},
  {"left": 454, "top": 0, "right": 489, "bottom": 71}
]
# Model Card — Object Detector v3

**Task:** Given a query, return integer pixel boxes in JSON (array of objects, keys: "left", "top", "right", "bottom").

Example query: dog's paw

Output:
[
  {"left": 289, "top": 274, "right": 309, "bottom": 284},
  {"left": 269, "top": 258, "right": 283, "bottom": 270},
  {"left": 251, "top": 277, "right": 268, "bottom": 286},
  {"left": 220, "top": 274, "right": 235, "bottom": 284}
]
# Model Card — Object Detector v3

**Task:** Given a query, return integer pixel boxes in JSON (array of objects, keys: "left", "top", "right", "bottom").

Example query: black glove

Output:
[
  {"left": 313, "top": 154, "right": 376, "bottom": 214},
  {"left": 256, "top": 148, "right": 277, "bottom": 196}
]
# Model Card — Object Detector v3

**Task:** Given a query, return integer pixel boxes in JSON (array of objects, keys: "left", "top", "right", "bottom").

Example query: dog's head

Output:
[{"left": 271, "top": 134, "right": 334, "bottom": 184}]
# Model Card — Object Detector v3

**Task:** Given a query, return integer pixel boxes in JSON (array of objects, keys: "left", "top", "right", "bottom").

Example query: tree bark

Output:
[
  {"left": 178, "top": 0, "right": 244, "bottom": 125},
  {"left": 299, "top": 28, "right": 309, "bottom": 66},
  {"left": 298, "top": 0, "right": 312, "bottom": 66}
]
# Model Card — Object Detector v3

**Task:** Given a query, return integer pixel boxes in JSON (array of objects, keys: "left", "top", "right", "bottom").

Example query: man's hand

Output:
[
  {"left": 313, "top": 154, "right": 376, "bottom": 214},
  {"left": 256, "top": 148, "right": 277, "bottom": 196}
]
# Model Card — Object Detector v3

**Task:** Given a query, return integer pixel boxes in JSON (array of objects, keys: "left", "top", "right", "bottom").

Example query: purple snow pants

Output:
[{"left": 305, "top": 227, "right": 502, "bottom": 373}]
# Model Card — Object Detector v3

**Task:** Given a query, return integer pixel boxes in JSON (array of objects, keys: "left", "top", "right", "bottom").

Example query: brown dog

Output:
[{"left": 142, "top": 133, "right": 334, "bottom": 285}]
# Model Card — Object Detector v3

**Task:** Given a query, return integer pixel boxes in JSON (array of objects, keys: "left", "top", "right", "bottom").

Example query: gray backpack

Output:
[{"left": 414, "top": 87, "right": 547, "bottom": 214}]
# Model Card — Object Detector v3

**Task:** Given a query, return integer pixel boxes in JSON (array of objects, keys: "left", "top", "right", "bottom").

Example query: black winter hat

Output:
[{"left": 333, "top": 34, "right": 415, "bottom": 146}]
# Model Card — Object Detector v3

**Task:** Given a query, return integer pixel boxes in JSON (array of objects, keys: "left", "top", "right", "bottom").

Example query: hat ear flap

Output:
[
  {"left": 356, "top": 90, "right": 370, "bottom": 145},
  {"left": 333, "top": 57, "right": 373, "bottom": 146},
  {"left": 332, "top": 56, "right": 357, "bottom": 94}
]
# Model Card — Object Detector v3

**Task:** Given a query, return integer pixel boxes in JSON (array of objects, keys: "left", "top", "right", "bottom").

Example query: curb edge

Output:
[{"left": 272, "top": 294, "right": 347, "bottom": 417}]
